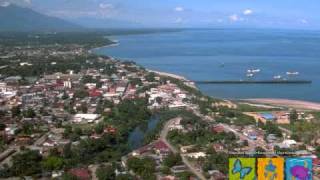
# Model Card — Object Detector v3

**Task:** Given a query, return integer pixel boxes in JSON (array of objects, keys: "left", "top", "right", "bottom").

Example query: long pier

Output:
[{"left": 194, "top": 80, "right": 312, "bottom": 84}]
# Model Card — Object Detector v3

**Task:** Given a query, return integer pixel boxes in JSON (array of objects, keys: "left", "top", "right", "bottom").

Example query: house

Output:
[
  {"left": 247, "top": 132, "right": 257, "bottom": 140},
  {"left": 5, "top": 125, "right": 18, "bottom": 135},
  {"left": 89, "top": 89, "right": 102, "bottom": 97},
  {"left": 212, "top": 125, "right": 224, "bottom": 134},
  {"left": 168, "top": 101, "right": 187, "bottom": 109},
  {"left": 104, "top": 126, "right": 117, "bottom": 134},
  {"left": 260, "top": 113, "right": 276, "bottom": 121},
  {"left": 185, "top": 152, "right": 206, "bottom": 159},
  {"left": 90, "top": 133, "right": 102, "bottom": 139},
  {"left": 68, "top": 168, "right": 91, "bottom": 180},
  {"left": 170, "top": 165, "right": 188, "bottom": 174},
  {"left": 72, "top": 114, "right": 100, "bottom": 123},
  {"left": 267, "top": 134, "right": 278, "bottom": 143},
  {"left": 180, "top": 145, "right": 195, "bottom": 153},
  {"left": 52, "top": 171, "right": 63, "bottom": 178},
  {"left": 278, "top": 139, "right": 297, "bottom": 148},
  {"left": 212, "top": 143, "right": 225, "bottom": 153},
  {"left": 5, "top": 76, "right": 22, "bottom": 84},
  {"left": 43, "top": 139, "right": 56, "bottom": 147},
  {"left": 153, "top": 140, "right": 170, "bottom": 156},
  {"left": 208, "top": 170, "right": 227, "bottom": 180},
  {"left": 169, "top": 118, "right": 184, "bottom": 131},
  {"left": 15, "top": 135, "right": 32, "bottom": 145}
]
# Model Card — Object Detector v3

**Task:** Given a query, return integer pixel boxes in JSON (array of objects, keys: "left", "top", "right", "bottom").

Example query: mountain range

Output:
[{"left": 0, "top": 4, "right": 83, "bottom": 32}]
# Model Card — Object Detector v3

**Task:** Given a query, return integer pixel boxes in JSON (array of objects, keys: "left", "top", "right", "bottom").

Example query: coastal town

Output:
[{"left": 0, "top": 32, "right": 319, "bottom": 180}]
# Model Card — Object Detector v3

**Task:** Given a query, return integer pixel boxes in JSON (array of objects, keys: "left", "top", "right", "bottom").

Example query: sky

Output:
[{"left": 1, "top": 0, "right": 320, "bottom": 29}]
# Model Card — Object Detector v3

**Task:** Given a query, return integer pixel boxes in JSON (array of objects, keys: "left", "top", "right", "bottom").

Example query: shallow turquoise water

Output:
[{"left": 95, "top": 29, "right": 320, "bottom": 102}]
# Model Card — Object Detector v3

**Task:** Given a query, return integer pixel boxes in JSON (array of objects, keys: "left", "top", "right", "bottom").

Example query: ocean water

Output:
[{"left": 94, "top": 29, "right": 320, "bottom": 102}]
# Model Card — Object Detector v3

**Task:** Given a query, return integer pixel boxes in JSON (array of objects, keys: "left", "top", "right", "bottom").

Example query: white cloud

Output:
[
  {"left": 299, "top": 19, "right": 308, "bottom": 24},
  {"left": 229, "top": 14, "right": 245, "bottom": 22},
  {"left": 0, "top": 0, "right": 31, "bottom": 6},
  {"left": 0, "top": 1, "right": 11, "bottom": 7},
  {"left": 229, "top": 14, "right": 239, "bottom": 21},
  {"left": 99, "top": 3, "right": 113, "bottom": 9},
  {"left": 174, "top": 6, "right": 184, "bottom": 12},
  {"left": 243, "top": 9, "right": 253, "bottom": 15}
]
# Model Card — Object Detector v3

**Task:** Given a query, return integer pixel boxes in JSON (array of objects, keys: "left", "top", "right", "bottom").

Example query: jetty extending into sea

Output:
[{"left": 193, "top": 80, "right": 312, "bottom": 84}]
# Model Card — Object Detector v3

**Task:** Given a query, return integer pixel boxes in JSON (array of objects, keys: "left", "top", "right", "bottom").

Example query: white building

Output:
[
  {"left": 72, "top": 114, "right": 100, "bottom": 123},
  {"left": 185, "top": 152, "right": 206, "bottom": 159}
]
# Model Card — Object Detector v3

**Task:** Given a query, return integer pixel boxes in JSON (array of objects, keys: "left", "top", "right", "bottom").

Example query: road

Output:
[
  {"left": 160, "top": 117, "right": 206, "bottom": 180},
  {"left": 192, "top": 109, "right": 270, "bottom": 152},
  {"left": 0, "top": 132, "right": 48, "bottom": 167},
  {"left": 220, "top": 124, "right": 268, "bottom": 151},
  {"left": 278, "top": 126, "right": 292, "bottom": 135}
]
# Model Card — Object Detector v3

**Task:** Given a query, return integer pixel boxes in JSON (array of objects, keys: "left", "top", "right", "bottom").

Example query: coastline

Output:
[
  {"left": 244, "top": 98, "right": 320, "bottom": 111},
  {"left": 148, "top": 68, "right": 320, "bottom": 111},
  {"left": 89, "top": 40, "right": 119, "bottom": 53},
  {"left": 94, "top": 38, "right": 320, "bottom": 112}
]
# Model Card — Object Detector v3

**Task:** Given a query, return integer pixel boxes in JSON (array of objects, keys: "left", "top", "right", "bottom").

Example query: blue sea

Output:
[{"left": 94, "top": 29, "right": 320, "bottom": 102}]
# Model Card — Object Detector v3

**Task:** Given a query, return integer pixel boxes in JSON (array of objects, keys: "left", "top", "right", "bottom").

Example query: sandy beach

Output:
[
  {"left": 245, "top": 98, "right": 320, "bottom": 111},
  {"left": 148, "top": 69, "right": 198, "bottom": 89}
]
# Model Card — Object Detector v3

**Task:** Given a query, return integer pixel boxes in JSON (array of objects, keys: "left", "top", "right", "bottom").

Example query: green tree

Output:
[
  {"left": 163, "top": 153, "right": 182, "bottom": 167},
  {"left": 42, "top": 156, "right": 64, "bottom": 170},
  {"left": 127, "top": 157, "right": 156, "bottom": 179},
  {"left": 96, "top": 164, "right": 115, "bottom": 180},
  {"left": 290, "top": 110, "right": 298, "bottom": 125},
  {"left": 63, "top": 143, "right": 72, "bottom": 159},
  {"left": 316, "top": 146, "right": 320, "bottom": 158},
  {"left": 95, "top": 123, "right": 104, "bottom": 134},
  {"left": 11, "top": 150, "right": 42, "bottom": 176},
  {"left": 155, "top": 97, "right": 163, "bottom": 104},
  {"left": 145, "top": 72, "right": 156, "bottom": 82},
  {"left": 23, "top": 108, "right": 36, "bottom": 118},
  {"left": 11, "top": 106, "right": 21, "bottom": 118}
]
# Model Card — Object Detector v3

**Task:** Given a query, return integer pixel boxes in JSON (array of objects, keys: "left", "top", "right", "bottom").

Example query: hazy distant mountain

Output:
[
  {"left": 0, "top": 4, "right": 83, "bottom": 32},
  {"left": 71, "top": 17, "right": 144, "bottom": 29}
]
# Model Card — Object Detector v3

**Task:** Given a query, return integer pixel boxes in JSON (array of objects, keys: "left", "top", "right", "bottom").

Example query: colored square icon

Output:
[
  {"left": 257, "top": 158, "right": 284, "bottom": 180},
  {"left": 229, "top": 158, "right": 256, "bottom": 180},
  {"left": 286, "top": 158, "right": 312, "bottom": 180}
]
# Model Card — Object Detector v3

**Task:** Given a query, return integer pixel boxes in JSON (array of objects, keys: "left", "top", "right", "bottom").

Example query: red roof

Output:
[
  {"left": 153, "top": 140, "right": 169, "bottom": 151},
  {"left": 212, "top": 125, "right": 224, "bottom": 133},
  {"left": 56, "top": 79, "right": 64, "bottom": 85},
  {"left": 89, "top": 89, "right": 102, "bottom": 97},
  {"left": 104, "top": 126, "right": 117, "bottom": 134},
  {"left": 69, "top": 168, "right": 91, "bottom": 180}
]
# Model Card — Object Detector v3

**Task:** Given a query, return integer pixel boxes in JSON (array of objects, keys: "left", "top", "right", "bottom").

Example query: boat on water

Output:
[
  {"left": 273, "top": 75, "right": 282, "bottom": 79},
  {"left": 286, "top": 71, "right": 299, "bottom": 75},
  {"left": 247, "top": 69, "right": 261, "bottom": 73},
  {"left": 246, "top": 73, "right": 254, "bottom": 77}
]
